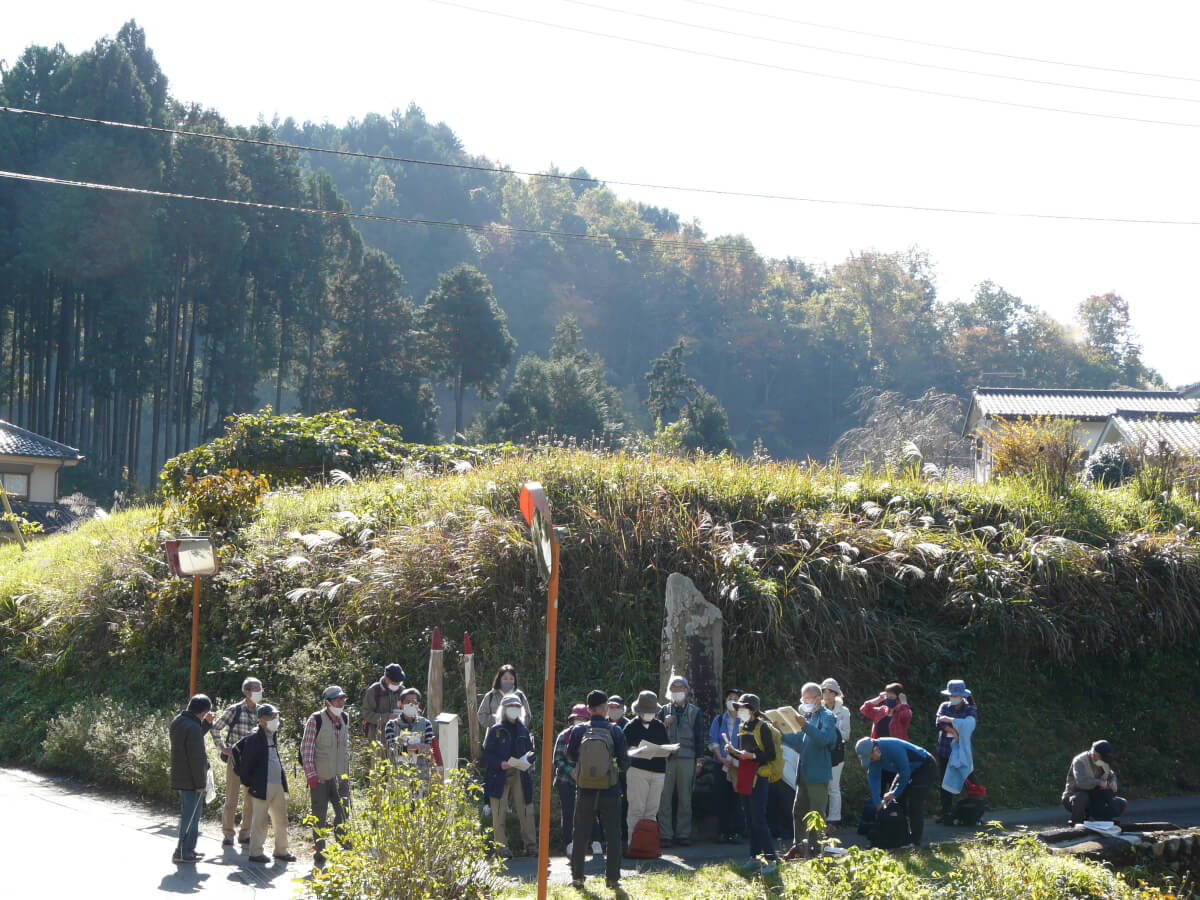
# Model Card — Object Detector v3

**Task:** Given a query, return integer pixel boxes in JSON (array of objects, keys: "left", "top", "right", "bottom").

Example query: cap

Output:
[
  {"left": 819, "top": 678, "right": 842, "bottom": 695},
  {"left": 322, "top": 685, "right": 346, "bottom": 702},
  {"left": 256, "top": 703, "right": 278, "bottom": 718},
  {"left": 855, "top": 737, "right": 876, "bottom": 768},
  {"left": 1091, "top": 740, "right": 1114, "bottom": 764},
  {"left": 501, "top": 693, "right": 524, "bottom": 708},
  {"left": 570, "top": 703, "right": 590, "bottom": 720},
  {"left": 633, "top": 690, "right": 660, "bottom": 716},
  {"left": 724, "top": 687, "right": 744, "bottom": 698},
  {"left": 668, "top": 674, "right": 690, "bottom": 690},
  {"left": 733, "top": 692, "right": 761, "bottom": 711},
  {"left": 385, "top": 663, "right": 406, "bottom": 683},
  {"left": 608, "top": 695, "right": 624, "bottom": 707}
]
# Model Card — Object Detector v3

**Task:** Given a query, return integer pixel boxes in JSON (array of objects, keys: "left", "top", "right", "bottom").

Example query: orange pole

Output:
[
  {"left": 189, "top": 574, "right": 201, "bottom": 697},
  {"left": 535, "top": 536, "right": 560, "bottom": 900}
]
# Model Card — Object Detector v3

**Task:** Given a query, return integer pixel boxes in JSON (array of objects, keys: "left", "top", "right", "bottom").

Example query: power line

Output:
[
  {"left": 680, "top": 0, "right": 1200, "bottom": 85},
  {"left": 0, "top": 168, "right": 763, "bottom": 255},
  {"left": 552, "top": 0, "right": 1200, "bottom": 105},
  {"left": 429, "top": 0, "right": 1200, "bottom": 130},
  {"left": 5, "top": 107, "right": 1200, "bottom": 226}
]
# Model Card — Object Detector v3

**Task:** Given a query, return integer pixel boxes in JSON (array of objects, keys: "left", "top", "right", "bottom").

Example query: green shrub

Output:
[
  {"left": 1083, "top": 442, "right": 1136, "bottom": 488},
  {"left": 303, "top": 760, "right": 503, "bottom": 900},
  {"left": 984, "top": 416, "right": 1084, "bottom": 495},
  {"left": 174, "top": 468, "right": 269, "bottom": 534}
]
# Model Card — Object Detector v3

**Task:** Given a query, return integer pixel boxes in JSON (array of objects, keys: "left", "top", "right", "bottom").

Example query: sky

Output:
[{"left": 4, "top": 0, "right": 1199, "bottom": 387}]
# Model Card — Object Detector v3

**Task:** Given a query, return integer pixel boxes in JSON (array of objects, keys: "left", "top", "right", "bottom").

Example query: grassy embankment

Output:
[{"left": 1, "top": 449, "right": 1198, "bottom": 834}]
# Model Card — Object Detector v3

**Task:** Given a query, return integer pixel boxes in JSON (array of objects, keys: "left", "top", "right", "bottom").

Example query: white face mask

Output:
[
  {"left": 670, "top": 691, "right": 686, "bottom": 704},
  {"left": 609, "top": 707, "right": 625, "bottom": 720},
  {"left": 402, "top": 704, "right": 419, "bottom": 718},
  {"left": 726, "top": 700, "right": 736, "bottom": 712},
  {"left": 737, "top": 708, "right": 751, "bottom": 723},
  {"left": 387, "top": 682, "right": 401, "bottom": 692},
  {"left": 264, "top": 719, "right": 280, "bottom": 733},
  {"left": 800, "top": 701, "right": 818, "bottom": 714},
  {"left": 249, "top": 691, "right": 263, "bottom": 704},
  {"left": 949, "top": 696, "right": 965, "bottom": 706},
  {"left": 640, "top": 712, "right": 655, "bottom": 722},
  {"left": 505, "top": 707, "right": 521, "bottom": 721}
]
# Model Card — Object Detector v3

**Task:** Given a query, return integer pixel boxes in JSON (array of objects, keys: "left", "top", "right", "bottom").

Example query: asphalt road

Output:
[{"left": 3, "top": 765, "right": 1197, "bottom": 897}]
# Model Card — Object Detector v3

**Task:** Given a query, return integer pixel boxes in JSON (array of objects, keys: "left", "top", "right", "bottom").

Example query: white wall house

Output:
[
  {"left": 962, "top": 388, "right": 1200, "bottom": 482},
  {"left": 0, "top": 420, "right": 85, "bottom": 533}
]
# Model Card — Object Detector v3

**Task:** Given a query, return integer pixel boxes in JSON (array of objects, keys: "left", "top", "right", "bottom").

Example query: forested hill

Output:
[{"left": 0, "top": 23, "right": 1166, "bottom": 495}]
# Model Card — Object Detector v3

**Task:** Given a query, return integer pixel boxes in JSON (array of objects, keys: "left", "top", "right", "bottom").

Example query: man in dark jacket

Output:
[
  {"left": 169, "top": 694, "right": 214, "bottom": 864},
  {"left": 362, "top": 663, "right": 405, "bottom": 750},
  {"left": 233, "top": 704, "right": 295, "bottom": 864},
  {"left": 567, "top": 689, "right": 630, "bottom": 890}
]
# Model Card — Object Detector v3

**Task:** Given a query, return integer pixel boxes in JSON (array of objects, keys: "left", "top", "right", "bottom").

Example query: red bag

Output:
[
  {"left": 735, "top": 760, "right": 759, "bottom": 795},
  {"left": 626, "top": 818, "right": 661, "bottom": 859},
  {"left": 965, "top": 781, "right": 987, "bottom": 800}
]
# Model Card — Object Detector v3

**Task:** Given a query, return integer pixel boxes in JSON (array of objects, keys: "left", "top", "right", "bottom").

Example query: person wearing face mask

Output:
[
  {"left": 655, "top": 674, "right": 706, "bottom": 847},
  {"left": 235, "top": 704, "right": 296, "bottom": 864},
  {"left": 301, "top": 686, "right": 352, "bottom": 866},
  {"left": 781, "top": 682, "right": 837, "bottom": 860},
  {"left": 477, "top": 664, "right": 533, "bottom": 740},
  {"left": 211, "top": 676, "right": 263, "bottom": 847},
  {"left": 623, "top": 690, "right": 670, "bottom": 846},
  {"left": 707, "top": 687, "right": 746, "bottom": 844},
  {"left": 933, "top": 679, "right": 979, "bottom": 825},
  {"left": 483, "top": 693, "right": 537, "bottom": 858},
  {"left": 859, "top": 682, "right": 912, "bottom": 741},
  {"left": 553, "top": 704, "right": 602, "bottom": 859},
  {"left": 362, "top": 663, "right": 406, "bottom": 751},
  {"left": 170, "top": 694, "right": 215, "bottom": 864},
  {"left": 727, "top": 693, "right": 780, "bottom": 875},
  {"left": 385, "top": 687, "right": 436, "bottom": 785},
  {"left": 819, "top": 678, "right": 851, "bottom": 830}
]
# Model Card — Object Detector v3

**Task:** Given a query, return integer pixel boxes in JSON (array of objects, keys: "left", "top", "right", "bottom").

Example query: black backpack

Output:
[
  {"left": 953, "top": 797, "right": 987, "bottom": 826},
  {"left": 868, "top": 802, "right": 911, "bottom": 849},
  {"left": 829, "top": 728, "right": 846, "bottom": 767}
]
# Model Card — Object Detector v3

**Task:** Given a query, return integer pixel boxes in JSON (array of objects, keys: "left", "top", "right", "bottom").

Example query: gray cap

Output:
[
  {"left": 321, "top": 685, "right": 346, "bottom": 701},
  {"left": 733, "top": 693, "right": 760, "bottom": 711},
  {"left": 855, "top": 737, "right": 876, "bottom": 768},
  {"left": 256, "top": 703, "right": 278, "bottom": 718}
]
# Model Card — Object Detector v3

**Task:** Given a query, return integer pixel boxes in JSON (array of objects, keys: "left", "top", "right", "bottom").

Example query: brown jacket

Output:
[{"left": 362, "top": 678, "right": 401, "bottom": 742}]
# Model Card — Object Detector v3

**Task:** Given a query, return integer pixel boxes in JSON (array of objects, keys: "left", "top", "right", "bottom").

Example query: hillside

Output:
[{"left": 2, "top": 447, "right": 1198, "bottom": 818}]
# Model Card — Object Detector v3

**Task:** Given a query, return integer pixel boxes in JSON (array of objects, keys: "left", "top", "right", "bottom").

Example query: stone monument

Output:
[{"left": 660, "top": 572, "right": 724, "bottom": 717}]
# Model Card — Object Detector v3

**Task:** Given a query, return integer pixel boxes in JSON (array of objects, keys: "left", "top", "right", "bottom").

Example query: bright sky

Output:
[{"left": 5, "top": 0, "right": 1199, "bottom": 387}]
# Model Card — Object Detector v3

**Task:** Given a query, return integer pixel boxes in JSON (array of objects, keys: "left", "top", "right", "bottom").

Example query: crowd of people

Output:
[{"left": 167, "top": 663, "right": 1127, "bottom": 886}]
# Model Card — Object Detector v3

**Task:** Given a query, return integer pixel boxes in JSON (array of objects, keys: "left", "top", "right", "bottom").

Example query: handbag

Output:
[{"left": 204, "top": 766, "right": 216, "bottom": 804}]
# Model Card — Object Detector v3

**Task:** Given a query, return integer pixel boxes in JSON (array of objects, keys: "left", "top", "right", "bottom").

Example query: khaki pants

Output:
[
  {"left": 658, "top": 756, "right": 695, "bottom": 841},
  {"left": 793, "top": 780, "right": 829, "bottom": 853},
  {"left": 222, "top": 756, "right": 252, "bottom": 838},
  {"left": 626, "top": 767, "right": 665, "bottom": 836},
  {"left": 490, "top": 771, "right": 535, "bottom": 853},
  {"left": 249, "top": 782, "right": 289, "bottom": 857}
]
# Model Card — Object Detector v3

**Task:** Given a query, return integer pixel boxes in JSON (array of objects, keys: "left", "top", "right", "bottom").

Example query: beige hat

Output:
[{"left": 819, "top": 677, "right": 842, "bottom": 695}]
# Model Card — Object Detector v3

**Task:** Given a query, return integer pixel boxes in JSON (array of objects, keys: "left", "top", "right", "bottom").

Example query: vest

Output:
[
  {"left": 312, "top": 710, "right": 350, "bottom": 781},
  {"left": 665, "top": 704, "right": 700, "bottom": 758}
]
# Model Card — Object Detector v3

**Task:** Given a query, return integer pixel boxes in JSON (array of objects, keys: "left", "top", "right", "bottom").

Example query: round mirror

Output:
[{"left": 530, "top": 507, "right": 553, "bottom": 581}]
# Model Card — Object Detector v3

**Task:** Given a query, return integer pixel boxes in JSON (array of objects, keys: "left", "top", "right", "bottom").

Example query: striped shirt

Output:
[{"left": 211, "top": 700, "right": 257, "bottom": 753}]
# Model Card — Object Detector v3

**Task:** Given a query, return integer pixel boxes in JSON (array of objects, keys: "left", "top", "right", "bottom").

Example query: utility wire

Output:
[
  {"left": 429, "top": 0, "right": 1200, "bottom": 130},
  {"left": 681, "top": 0, "right": 1200, "bottom": 85},
  {"left": 552, "top": 0, "right": 1200, "bottom": 104},
  {"left": 4, "top": 107, "right": 1200, "bottom": 226},
  {"left": 0, "top": 169, "right": 763, "bottom": 255}
]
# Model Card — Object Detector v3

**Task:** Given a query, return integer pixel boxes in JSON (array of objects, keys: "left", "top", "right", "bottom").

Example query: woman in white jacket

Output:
[{"left": 819, "top": 677, "right": 851, "bottom": 828}]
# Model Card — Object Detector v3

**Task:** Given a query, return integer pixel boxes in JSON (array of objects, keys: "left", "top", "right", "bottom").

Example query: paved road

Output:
[{"left": 3, "top": 765, "right": 1197, "bottom": 897}]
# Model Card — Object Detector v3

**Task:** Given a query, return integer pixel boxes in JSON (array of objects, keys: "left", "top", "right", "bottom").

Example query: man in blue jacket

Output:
[
  {"left": 567, "top": 689, "right": 629, "bottom": 891},
  {"left": 782, "top": 682, "right": 837, "bottom": 859},
  {"left": 854, "top": 736, "right": 938, "bottom": 846},
  {"left": 483, "top": 693, "right": 536, "bottom": 858}
]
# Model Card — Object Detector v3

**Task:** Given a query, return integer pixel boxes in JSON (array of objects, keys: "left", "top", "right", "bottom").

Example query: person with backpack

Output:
[
  {"left": 727, "top": 693, "right": 780, "bottom": 875},
  {"left": 362, "top": 663, "right": 405, "bottom": 750},
  {"left": 859, "top": 682, "right": 912, "bottom": 740},
  {"left": 210, "top": 676, "right": 263, "bottom": 847},
  {"left": 820, "top": 677, "right": 851, "bottom": 830},
  {"left": 1062, "top": 740, "right": 1127, "bottom": 824},
  {"left": 483, "top": 693, "right": 536, "bottom": 858},
  {"left": 854, "top": 736, "right": 938, "bottom": 847},
  {"left": 301, "top": 685, "right": 352, "bottom": 866},
  {"left": 655, "top": 674, "right": 706, "bottom": 847},
  {"left": 566, "top": 689, "right": 629, "bottom": 890},
  {"left": 233, "top": 704, "right": 296, "bottom": 864},
  {"left": 384, "top": 687, "right": 435, "bottom": 786},
  {"left": 477, "top": 664, "right": 533, "bottom": 740},
  {"left": 934, "top": 680, "right": 979, "bottom": 825},
  {"left": 623, "top": 690, "right": 669, "bottom": 852},
  {"left": 707, "top": 686, "right": 746, "bottom": 844},
  {"left": 782, "top": 682, "right": 837, "bottom": 860},
  {"left": 553, "top": 703, "right": 603, "bottom": 859},
  {"left": 169, "top": 694, "right": 214, "bottom": 864}
]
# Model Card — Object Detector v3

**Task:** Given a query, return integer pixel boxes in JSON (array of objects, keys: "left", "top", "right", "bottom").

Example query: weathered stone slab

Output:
[{"left": 660, "top": 573, "right": 723, "bottom": 717}]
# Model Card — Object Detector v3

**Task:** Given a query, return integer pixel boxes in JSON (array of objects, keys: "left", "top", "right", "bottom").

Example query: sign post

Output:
[
  {"left": 165, "top": 536, "right": 218, "bottom": 697},
  {"left": 520, "top": 483, "right": 559, "bottom": 900}
]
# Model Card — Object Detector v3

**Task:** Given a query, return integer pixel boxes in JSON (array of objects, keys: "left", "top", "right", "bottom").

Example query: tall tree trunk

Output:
[
  {"left": 454, "top": 367, "right": 464, "bottom": 438},
  {"left": 183, "top": 296, "right": 197, "bottom": 449},
  {"left": 150, "top": 295, "right": 164, "bottom": 478}
]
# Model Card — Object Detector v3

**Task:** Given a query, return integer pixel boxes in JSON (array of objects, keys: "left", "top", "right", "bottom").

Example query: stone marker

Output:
[{"left": 660, "top": 573, "right": 723, "bottom": 717}]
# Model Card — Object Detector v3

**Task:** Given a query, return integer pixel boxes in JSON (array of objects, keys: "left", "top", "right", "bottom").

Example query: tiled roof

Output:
[
  {"left": 972, "top": 388, "right": 1198, "bottom": 420},
  {"left": 1108, "top": 411, "right": 1200, "bottom": 456},
  {"left": 5, "top": 501, "right": 84, "bottom": 534},
  {"left": 0, "top": 420, "right": 84, "bottom": 460}
]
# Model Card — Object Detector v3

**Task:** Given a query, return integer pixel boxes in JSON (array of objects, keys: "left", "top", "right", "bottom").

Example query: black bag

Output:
[
  {"left": 829, "top": 729, "right": 845, "bottom": 767},
  {"left": 868, "top": 802, "right": 911, "bottom": 849},
  {"left": 857, "top": 797, "right": 878, "bottom": 835},
  {"left": 953, "top": 797, "right": 986, "bottom": 826}
]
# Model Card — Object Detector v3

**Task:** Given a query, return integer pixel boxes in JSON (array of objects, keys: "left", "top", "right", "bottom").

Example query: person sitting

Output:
[{"left": 1063, "top": 740, "right": 1127, "bottom": 824}]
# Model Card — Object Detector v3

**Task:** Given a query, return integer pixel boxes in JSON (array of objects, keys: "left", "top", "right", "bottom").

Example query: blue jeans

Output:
[
  {"left": 744, "top": 776, "right": 778, "bottom": 861},
  {"left": 177, "top": 790, "right": 204, "bottom": 857}
]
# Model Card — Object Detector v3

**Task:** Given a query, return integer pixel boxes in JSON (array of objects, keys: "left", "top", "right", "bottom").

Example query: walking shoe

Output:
[
  {"left": 591, "top": 841, "right": 603, "bottom": 855},
  {"left": 496, "top": 846, "right": 512, "bottom": 859},
  {"left": 606, "top": 880, "right": 620, "bottom": 890},
  {"left": 675, "top": 837, "right": 690, "bottom": 846},
  {"left": 238, "top": 833, "right": 250, "bottom": 845},
  {"left": 274, "top": 853, "right": 297, "bottom": 862},
  {"left": 783, "top": 845, "right": 808, "bottom": 861},
  {"left": 248, "top": 854, "right": 271, "bottom": 864},
  {"left": 172, "top": 853, "right": 202, "bottom": 864},
  {"left": 222, "top": 835, "right": 234, "bottom": 847},
  {"left": 570, "top": 880, "right": 585, "bottom": 890},
  {"left": 313, "top": 852, "right": 326, "bottom": 867}
]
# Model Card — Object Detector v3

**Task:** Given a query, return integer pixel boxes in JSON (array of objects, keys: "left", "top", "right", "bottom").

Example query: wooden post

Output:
[
  {"left": 189, "top": 574, "right": 201, "bottom": 697},
  {"left": 0, "top": 482, "right": 27, "bottom": 552},
  {"left": 535, "top": 535, "right": 560, "bottom": 900},
  {"left": 464, "top": 632, "right": 480, "bottom": 763}
]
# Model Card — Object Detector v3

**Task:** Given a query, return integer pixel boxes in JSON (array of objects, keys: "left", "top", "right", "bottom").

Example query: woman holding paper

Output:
[
  {"left": 728, "top": 693, "right": 780, "bottom": 875},
  {"left": 482, "top": 693, "right": 536, "bottom": 857},
  {"left": 623, "top": 691, "right": 671, "bottom": 840}
]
